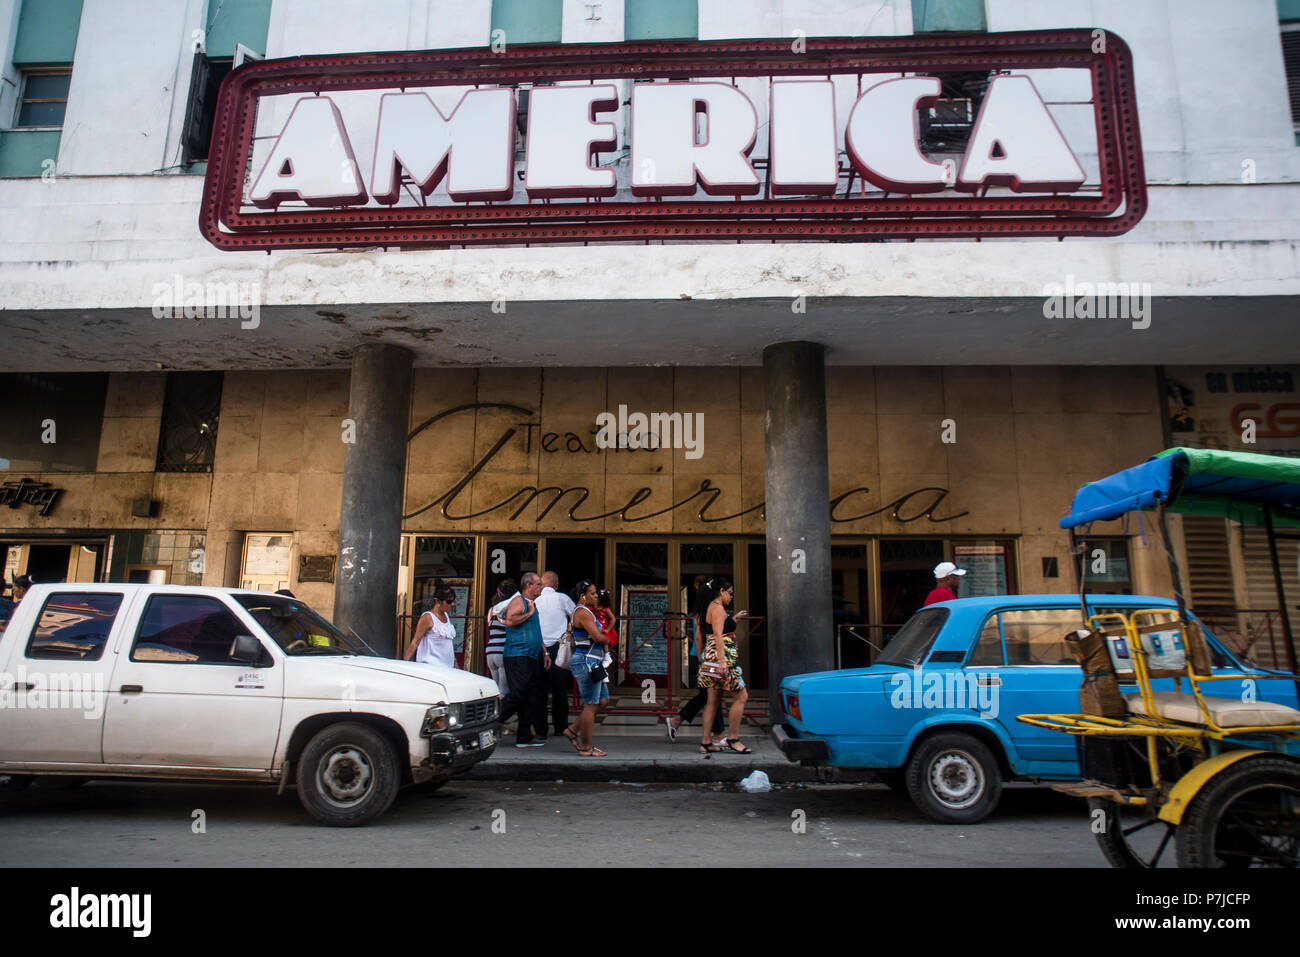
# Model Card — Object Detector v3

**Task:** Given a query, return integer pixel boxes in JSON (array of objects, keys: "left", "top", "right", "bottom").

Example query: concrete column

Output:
[
  {"left": 762, "top": 340, "right": 834, "bottom": 724},
  {"left": 334, "top": 344, "right": 414, "bottom": 658}
]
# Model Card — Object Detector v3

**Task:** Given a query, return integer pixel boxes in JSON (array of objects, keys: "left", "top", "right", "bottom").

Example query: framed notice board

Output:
[
  {"left": 620, "top": 584, "right": 669, "bottom": 683},
  {"left": 954, "top": 545, "right": 1009, "bottom": 598}
]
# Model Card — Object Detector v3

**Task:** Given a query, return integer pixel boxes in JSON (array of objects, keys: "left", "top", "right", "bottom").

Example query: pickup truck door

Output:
[
  {"left": 0, "top": 588, "right": 128, "bottom": 767},
  {"left": 102, "top": 593, "right": 283, "bottom": 771}
]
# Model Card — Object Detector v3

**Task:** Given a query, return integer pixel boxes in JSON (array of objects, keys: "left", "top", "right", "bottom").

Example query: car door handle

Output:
[
  {"left": 13, "top": 682, "right": 33, "bottom": 691},
  {"left": 119, "top": 685, "right": 143, "bottom": 695},
  {"left": 975, "top": 675, "right": 1001, "bottom": 686}
]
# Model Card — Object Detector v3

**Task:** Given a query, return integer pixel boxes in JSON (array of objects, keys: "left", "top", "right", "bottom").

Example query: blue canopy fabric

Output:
[{"left": 1061, "top": 448, "right": 1300, "bottom": 529}]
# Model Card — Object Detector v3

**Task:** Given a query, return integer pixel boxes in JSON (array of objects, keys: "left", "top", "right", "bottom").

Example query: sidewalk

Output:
[{"left": 467, "top": 713, "right": 873, "bottom": 784}]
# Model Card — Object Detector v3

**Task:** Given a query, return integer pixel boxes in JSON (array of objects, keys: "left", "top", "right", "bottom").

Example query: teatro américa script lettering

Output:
[{"left": 403, "top": 404, "right": 967, "bottom": 526}]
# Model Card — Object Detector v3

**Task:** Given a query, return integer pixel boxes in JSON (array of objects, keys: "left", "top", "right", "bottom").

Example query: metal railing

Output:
[
  {"left": 1188, "top": 607, "right": 1299, "bottom": 674},
  {"left": 834, "top": 622, "right": 904, "bottom": 669},
  {"left": 398, "top": 611, "right": 771, "bottom": 729}
]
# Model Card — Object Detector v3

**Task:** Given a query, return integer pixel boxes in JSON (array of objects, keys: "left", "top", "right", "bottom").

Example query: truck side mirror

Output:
[{"left": 231, "top": 634, "right": 267, "bottom": 664}]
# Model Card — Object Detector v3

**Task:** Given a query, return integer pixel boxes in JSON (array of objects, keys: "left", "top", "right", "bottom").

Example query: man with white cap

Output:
[{"left": 924, "top": 562, "right": 966, "bottom": 606}]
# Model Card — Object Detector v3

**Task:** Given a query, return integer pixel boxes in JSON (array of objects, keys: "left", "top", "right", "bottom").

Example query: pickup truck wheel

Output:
[
  {"left": 905, "top": 733, "right": 1002, "bottom": 824},
  {"left": 297, "top": 722, "right": 400, "bottom": 827}
]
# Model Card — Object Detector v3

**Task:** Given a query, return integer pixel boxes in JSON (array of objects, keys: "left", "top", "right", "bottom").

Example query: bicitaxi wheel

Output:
[
  {"left": 1175, "top": 756, "right": 1300, "bottom": 868},
  {"left": 1088, "top": 797, "right": 1176, "bottom": 868}
]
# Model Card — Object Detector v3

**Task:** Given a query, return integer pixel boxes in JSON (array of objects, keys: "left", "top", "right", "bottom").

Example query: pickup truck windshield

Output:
[
  {"left": 875, "top": 608, "right": 949, "bottom": 667},
  {"left": 234, "top": 594, "right": 367, "bottom": 656}
]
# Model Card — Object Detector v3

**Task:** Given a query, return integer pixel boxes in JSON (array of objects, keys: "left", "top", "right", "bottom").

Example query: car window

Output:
[
  {"left": 999, "top": 609, "right": 1080, "bottom": 665},
  {"left": 25, "top": 592, "right": 124, "bottom": 661},
  {"left": 967, "top": 615, "right": 1004, "bottom": 666},
  {"left": 233, "top": 594, "right": 366, "bottom": 656},
  {"left": 131, "top": 595, "right": 252, "bottom": 664},
  {"left": 876, "top": 608, "right": 949, "bottom": 667}
]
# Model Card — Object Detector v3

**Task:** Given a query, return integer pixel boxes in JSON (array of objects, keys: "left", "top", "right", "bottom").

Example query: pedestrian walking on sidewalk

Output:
[
  {"left": 664, "top": 589, "right": 726, "bottom": 745},
  {"left": 696, "top": 578, "right": 752, "bottom": 756},
  {"left": 497, "top": 573, "right": 550, "bottom": 747},
  {"left": 535, "top": 570, "right": 576, "bottom": 737},
  {"left": 485, "top": 578, "right": 516, "bottom": 695},
  {"left": 560, "top": 580, "right": 610, "bottom": 757},
  {"left": 404, "top": 582, "right": 457, "bottom": 668}
]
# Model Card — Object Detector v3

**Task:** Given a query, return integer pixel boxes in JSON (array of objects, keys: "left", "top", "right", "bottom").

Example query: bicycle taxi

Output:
[{"left": 1018, "top": 447, "right": 1300, "bottom": 867}]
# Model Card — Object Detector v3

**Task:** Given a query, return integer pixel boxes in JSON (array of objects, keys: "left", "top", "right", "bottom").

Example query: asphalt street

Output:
[{"left": 0, "top": 778, "right": 1108, "bottom": 867}]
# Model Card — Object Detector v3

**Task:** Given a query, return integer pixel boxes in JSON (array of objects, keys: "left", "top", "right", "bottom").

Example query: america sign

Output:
[{"left": 199, "top": 30, "right": 1145, "bottom": 250}]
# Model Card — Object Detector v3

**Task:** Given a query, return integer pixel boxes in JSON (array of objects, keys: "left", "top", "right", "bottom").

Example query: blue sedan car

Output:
[{"left": 772, "top": 594, "right": 1300, "bottom": 823}]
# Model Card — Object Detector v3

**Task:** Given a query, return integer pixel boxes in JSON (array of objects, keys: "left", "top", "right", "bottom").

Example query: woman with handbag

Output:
[
  {"left": 561, "top": 580, "right": 610, "bottom": 757},
  {"left": 696, "top": 577, "right": 752, "bottom": 755}
]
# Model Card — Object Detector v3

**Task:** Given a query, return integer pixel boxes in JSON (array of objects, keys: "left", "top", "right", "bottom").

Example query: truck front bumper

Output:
[
  {"left": 771, "top": 723, "right": 829, "bottom": 764},
  {"left": 423, "top": 723, "right": 499, "bottom": 773}
]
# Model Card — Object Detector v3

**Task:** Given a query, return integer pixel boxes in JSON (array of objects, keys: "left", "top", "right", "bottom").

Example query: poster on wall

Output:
[
  {"left": 620, "top": 584, "right": 669, "bottom": 679},
  {"left": 1163, "top": 366, "right": 1299, "bottom": 456},
  {"left": 954, "top": 545, "right": 1008, "bottom": 598},
  {"left": 244, "top": 534, "right": 292, "bottom": 577}
]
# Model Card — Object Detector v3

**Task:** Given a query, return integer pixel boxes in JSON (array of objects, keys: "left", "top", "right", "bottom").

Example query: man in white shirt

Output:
[{"left": 535, "top": 570, "right": 576, "bottom": 736}]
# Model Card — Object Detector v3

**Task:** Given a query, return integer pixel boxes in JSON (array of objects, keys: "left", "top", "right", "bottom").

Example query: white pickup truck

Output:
[{"left": 0, "top": 583, "right": 500, "bottom": 825}]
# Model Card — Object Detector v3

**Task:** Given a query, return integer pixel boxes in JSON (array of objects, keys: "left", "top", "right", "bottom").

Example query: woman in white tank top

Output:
[{"left": 405, "top": 583, "right": 457, "bottom": 668}]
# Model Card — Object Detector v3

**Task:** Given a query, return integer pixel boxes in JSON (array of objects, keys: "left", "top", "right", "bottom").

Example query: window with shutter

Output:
[
  {"left": 1182, "top": 514, "right": 1237, "bottom": 616},
  {"left": 1283, "top": 23, "right": 1300, "bottom": 141},
  {"left": 1240, "top": 525, "right": 1300, "bottom": 670}
]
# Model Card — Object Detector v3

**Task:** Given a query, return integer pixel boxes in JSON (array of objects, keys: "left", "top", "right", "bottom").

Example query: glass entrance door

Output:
[
  {"left": 833, "top": 544, "right": 872, "bottom": 668},
  {"left": 408, "top": 535, "right": 476, "bottom": 666}
]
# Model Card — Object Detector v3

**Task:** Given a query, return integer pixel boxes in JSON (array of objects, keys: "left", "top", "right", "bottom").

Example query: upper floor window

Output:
[
  {"left": 15, "top": 69, "right": 72, "bottom": 129},
  {"left": 155, "top": 372, "right": 223, "bottom": 473},
  {"left": 0, "top": 372, "right": 107, "bottom": 472},
  {"left": 181, "top": 0, "right": 270, "bottom": 166}
]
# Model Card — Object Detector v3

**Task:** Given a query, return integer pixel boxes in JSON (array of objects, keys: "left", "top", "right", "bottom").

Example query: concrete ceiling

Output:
[{"left": 0, "top": 295, "right": 1295, "bottom": 371}]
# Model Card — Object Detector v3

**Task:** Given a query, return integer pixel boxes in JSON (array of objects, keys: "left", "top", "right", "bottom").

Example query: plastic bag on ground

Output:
[{"left": 739, "top": 770, "right": 771, "bottom": 792}]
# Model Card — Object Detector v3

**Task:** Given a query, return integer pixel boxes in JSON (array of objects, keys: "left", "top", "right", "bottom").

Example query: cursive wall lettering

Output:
[{"left": 404, "top": 403, "right": 965, "bottom": 525}]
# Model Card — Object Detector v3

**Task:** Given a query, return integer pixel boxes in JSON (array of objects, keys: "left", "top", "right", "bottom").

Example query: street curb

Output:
[{"left": 461, "top": 760, "right": 875, "bottom": 784}]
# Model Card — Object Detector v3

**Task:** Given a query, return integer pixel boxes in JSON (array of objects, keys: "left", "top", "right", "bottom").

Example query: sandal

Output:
[
  {"left": 577, "top": 746, "right": 607, "bottom": 757},
  {"left": 665, "top": 716, "right": 678, "bottom": 742},
  {"left": 725, "top": 739, "right": 753, "bottom": 754},
  {"left": 699, "top": 743, "right": 722, "bottom": 755},
  {"left": 563, "top": 727, "right": 580, "bottom": 750}
]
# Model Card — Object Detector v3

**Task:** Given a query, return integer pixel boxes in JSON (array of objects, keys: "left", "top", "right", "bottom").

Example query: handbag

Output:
[
  {"left": 698, "top": 659, "right": 728, "bottom": 682},
  {"left": 554, "top": 619, "right": 574, "bottom": 669},
  {"left": 586, "top": 648, "right": 608, "bottom": 683}
]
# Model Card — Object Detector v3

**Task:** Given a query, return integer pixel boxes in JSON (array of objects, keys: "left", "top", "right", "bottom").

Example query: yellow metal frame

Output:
[
  {"left": 1155, "top": 749, "right": 1267, "bottom": 825},
  {"left": 1019, "top": 609, "right": 1300, "bottom": 812}
]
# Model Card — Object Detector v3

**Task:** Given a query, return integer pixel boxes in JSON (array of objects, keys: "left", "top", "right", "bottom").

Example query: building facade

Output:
[{"left": 2, "top": 0, "right": 1299, "bottom": 697}]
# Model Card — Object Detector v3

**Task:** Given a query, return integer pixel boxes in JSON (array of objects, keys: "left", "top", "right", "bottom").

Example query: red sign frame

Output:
[{"left": 199, "top": 30, "right": 1146, "bottom": 250}]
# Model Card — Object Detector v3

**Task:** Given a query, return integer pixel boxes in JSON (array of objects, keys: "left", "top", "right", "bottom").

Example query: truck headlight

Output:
[{"left": 421, "top": 704, "right": 462, "bottom": 736}]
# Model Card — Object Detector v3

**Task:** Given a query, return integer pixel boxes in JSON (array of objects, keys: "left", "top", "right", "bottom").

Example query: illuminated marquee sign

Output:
[{"left": 200, "top": 31, "right": 1145, "bottom": 250}]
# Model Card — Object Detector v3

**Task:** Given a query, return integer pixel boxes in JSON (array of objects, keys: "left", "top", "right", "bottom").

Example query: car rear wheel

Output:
[
  {"left": 905, "top": 732, "right": 1002, "bottom": 824},
  {"left": 297, "top": 722, "right": 401, "bottom": 827}
]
